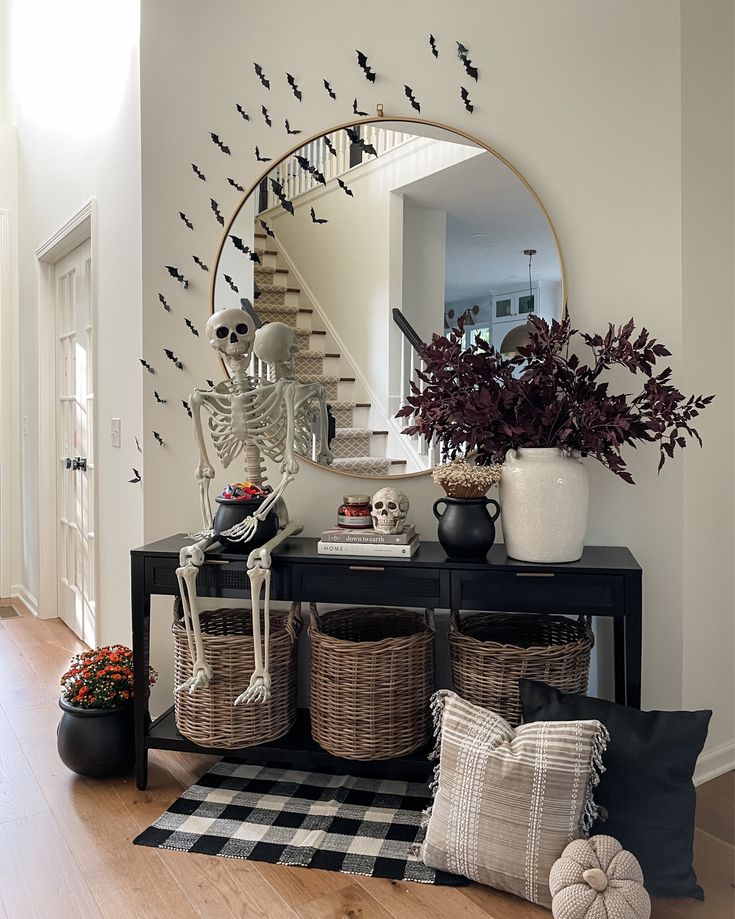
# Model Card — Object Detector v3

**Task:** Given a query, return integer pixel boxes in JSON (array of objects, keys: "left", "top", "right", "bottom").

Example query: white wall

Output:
[
  {"left": 680, "top": 0, "right": 735, "bottom": 778},
  {"left": 7, "top": 0, "right": 143, "bottom": 644},
  {"left": 402, "top": 201, "right": 446, "bottom": 343},
  {"left": 121, "top": 0, "right": 731, "bottom": 766}
]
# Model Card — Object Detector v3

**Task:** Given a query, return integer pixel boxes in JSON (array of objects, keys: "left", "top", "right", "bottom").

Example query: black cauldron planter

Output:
[
  {"left": 433, "top": 496, "right": 501, "bottom": 560},
  {"left": 57, "top": 698, "right": 135, "bottom": 778},
  {"left": 213, "top": 494, "right": 279, "bottom": 549}
]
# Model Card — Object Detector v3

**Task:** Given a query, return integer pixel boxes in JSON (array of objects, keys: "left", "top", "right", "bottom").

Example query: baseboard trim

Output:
[
  {"left": 10, "top": 584, "right": 38, "bottom": 617},
  {"left": 694, "top": 739, "right": 735, "bottom": 785}
]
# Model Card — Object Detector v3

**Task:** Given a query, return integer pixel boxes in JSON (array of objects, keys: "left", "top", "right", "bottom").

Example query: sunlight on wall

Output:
[{"left": 11, "top": 0, "right": 138, "bottom": 135}]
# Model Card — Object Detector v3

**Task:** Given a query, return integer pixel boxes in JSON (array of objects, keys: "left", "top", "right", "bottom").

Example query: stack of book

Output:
[{"left": 317, "top": 525, "right": 420, "bottom": 558}]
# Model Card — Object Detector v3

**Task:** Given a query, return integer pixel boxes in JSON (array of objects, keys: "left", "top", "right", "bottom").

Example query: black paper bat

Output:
[
  {"left": 323, "top": 79, "right": 336, "bottom": 100},
  {"left": 404, "top": 85, "right": 421, "bottom": 113},
  {"left": 325, "top": 135, "right": 337, "bottom": 157},
  {"left": 337, "top": 178, "right": 354, "bottom": 197},
  {"left": 192, "top": 255, "right": 208, "bottom": 272},
  {"left": 158, "top": 293, "right": 171, "bottom": 312},
  {"left": 345, "top": 126, "right": 377, "bottom": 158},
  {"left": 140, "top": 359, "right": 155, "bottom": 374},
  {"left": 128, "top": 468, "right": 141, "bottom": 484},
  {"left": 356, "top": 50, "right": 376, "bottom": 82},
  {"left": 253, "top": 281, "right": 261, "bottom": 300},
  {"left": 229, "top": 235, "right": 261, "bottom": 262},
  {"left": 460, "top": 86, "right": 474, "bottom": 113},
  {"left": 153, "top": 390, "right": 167, "bottom": 403},
  {"left": 286, "top": 73, "right": 302, "bottom": 101},
  {"left": 210, "top": 198, "right": 224, "bottom": 225},
  {"left": 227, "top": 177, "right": 245, "bottom": 192},
  {"left": 259, "top": 219, "right": 275, "bottom": 238},
  {"left": 352, "top": 97, "right": 369, "bottom": 117},
  {"left": 261, "top": 105, "right": 272, "bottom": 127},
  {"left": 178, "top": 211, "right": 193, "bottom": 230},
  {"left": 185, "top": 318, "right": 199, "bottom": 337},
  {"left": 206, "top": 379, "right": 216, "bottom": 389},
  {"left": 210, "top": 132, "right": 231, "bottom": 155},
  {"left": 457, "top": 42, "right": 478, "bottom": 81},
  {"left": 134, "top": 435, "right": 142, "bottom": 453},
  {"left": 165, "top": 266, "right": 189, "bottom": 289},
  {"left": 255, "top": 145, "right": 271, "bottom": 162},
  {"left": 429, "top": 34, "right": 438, "bottom": 58},
  {"left": 310, "top": 207, "right": 328, "bottom": 224},
  {"left": 182, "top": 400, "right": 192, "bottom": 418},
  {"left": 254, "top": 63, "right": 270, "bottom": 89},
  {"left": 163, "top": 348, "right": 183, "bottom": 370},
  {"left": 295, "top": 155, "right": 326, "bottom": 185},
  {"left": 269, "top": 178, "right": 295, "bottom": 215},
  {"left": 191, "top": 163, "right": 206, "bottom": 181},
  {"left": 152, "top": 431, "right": 165, "bottom": 446},
  {"left": 284, "top": 118, "right": 301, "bottom": 135},
  {"left": 223, "top": 274, "right": 239, "bottom": 293},
  {"left": 235, "top": 103, "right": 250, "bottom": 120}
]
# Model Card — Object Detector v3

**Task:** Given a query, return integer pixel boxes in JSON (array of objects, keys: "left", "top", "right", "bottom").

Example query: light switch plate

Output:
[{"left": 110, "top": 417, "right": 121, "bottom": 448}]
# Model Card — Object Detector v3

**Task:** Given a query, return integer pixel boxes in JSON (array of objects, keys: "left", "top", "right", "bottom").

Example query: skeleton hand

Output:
[
  {"left": 221, "top": 515, "right": 258, "bottom": 543},
  {"left": 234, "top": 669, "right": 271, "bottom": 705},
  {"left": 175, "top": 658, "right": 213, "bottom": 694}
]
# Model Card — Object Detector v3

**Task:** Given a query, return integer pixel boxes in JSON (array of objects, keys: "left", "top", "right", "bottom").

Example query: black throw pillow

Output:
[{"left": 519, "top": 679, "right": 711, "bottom": 900}]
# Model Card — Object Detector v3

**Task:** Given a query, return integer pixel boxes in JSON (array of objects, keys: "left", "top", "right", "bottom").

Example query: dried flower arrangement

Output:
[
  {"left": 60, "top": 645, "right": 157, "bottom": 710},
  {"left": 398, "top": 316, "right": 714, "bottom": 484},
  {"left": 432, "top": 459, "right": 502, "bottom": 498}
]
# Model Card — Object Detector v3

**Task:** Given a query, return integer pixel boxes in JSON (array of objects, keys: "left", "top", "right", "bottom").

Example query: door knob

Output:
[{"left": 64, "top": 457, "right": 72, "bottom": 469}]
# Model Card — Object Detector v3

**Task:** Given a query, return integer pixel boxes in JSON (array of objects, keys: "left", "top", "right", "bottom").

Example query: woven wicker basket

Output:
[
  {"left": 172, "top": 599, "right": 300, "bottom": 749},
  {"left": 449, "top": 612, "right": 594, "bottom": 726},
  {"left": 309, "top": 605, "right": 435, "bottom": 761}
]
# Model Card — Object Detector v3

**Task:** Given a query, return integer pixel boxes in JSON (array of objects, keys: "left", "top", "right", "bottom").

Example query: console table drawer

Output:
[
  {"left": 292, "top": 563, "right": 450, "bottom": 608},
  {"left": 144, "top": 558, "right": 289, "bottom": 599},
  {"left": 455, "top": 570, "right": 624, "bottom": 616}
]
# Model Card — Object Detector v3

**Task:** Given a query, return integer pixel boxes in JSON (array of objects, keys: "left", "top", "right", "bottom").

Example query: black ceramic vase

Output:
[
  {"left": 433, "top": 496, "right": 501, "bottom": 560},
  {"left": 57, "top": 698, "right": 135, "bottom": 778},
  {"left": 212, "top": 495, "right": 279, "bottom": 549}
]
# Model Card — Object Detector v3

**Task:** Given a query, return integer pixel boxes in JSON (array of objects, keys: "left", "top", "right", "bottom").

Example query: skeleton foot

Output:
[
  {"left": 175, "top": 658, "right": 213, "bottom": 694},
  {"left": 234, "top": 670, "right": 271, "bottom": 705},
  {"left": 221, "top": 515, "right": 258, "bottom": 543}
]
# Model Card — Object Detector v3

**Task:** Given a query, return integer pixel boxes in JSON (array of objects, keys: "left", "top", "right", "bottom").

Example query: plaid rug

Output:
[{"left": 133, "top": 758, "right": 465, "bottom": 885}]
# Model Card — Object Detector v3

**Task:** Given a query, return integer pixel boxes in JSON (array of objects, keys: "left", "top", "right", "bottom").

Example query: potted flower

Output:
[
  {"left": 431, "top": 459, "right": 502, "bottom": 559},
  {"left": 398, "top": 316, "right": 713, "bottom": 563},
  {"left": 58, "top": 645, "right": 156, "bottom": 778}
]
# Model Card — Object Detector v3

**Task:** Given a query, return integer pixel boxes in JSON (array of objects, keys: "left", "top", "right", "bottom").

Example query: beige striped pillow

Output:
[{"left": 421, "top": 691, "right": 608, "bottom": 907}]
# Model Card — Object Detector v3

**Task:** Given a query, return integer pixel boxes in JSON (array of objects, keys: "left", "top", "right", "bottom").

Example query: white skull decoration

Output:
[
  {"left": 206, "top": 307, "right": 255, "bottom": 358},
  {"left": 371, "top": 487, "right": 409, "bottom": 534}
]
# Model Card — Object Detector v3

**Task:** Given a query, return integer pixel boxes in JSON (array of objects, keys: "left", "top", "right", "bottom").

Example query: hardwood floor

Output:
[{"left": 0, "top": 597, "right": 732, "bottom": 919}]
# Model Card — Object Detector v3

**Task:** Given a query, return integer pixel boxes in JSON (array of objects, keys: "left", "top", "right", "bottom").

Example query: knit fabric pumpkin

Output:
[{"left": 550, "top": 835, "right": 651, "bottom": 919}]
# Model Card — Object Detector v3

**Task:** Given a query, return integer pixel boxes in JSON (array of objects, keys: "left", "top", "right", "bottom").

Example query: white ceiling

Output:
[{"left": 397, "top": 149, "right": 562, "bottom": 303}]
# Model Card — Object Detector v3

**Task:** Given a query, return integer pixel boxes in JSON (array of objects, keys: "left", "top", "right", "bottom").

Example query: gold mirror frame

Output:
[{"left": 210, "top": 114, "right": 568, "bottom": 480}]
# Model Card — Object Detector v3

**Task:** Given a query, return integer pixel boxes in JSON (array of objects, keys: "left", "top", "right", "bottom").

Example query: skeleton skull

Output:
[
  {"left": 206, "top": 307, "right": 255, "bottom": 358},
  {"left": 254, "top": 321, "right": 297, "bottom": 370},
  {"left": 371, "top": 487, "right": 409, "bottom": 534}
]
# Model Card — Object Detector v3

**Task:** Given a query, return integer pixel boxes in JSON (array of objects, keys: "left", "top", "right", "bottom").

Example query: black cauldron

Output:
[
  {"left": 212, "top": 494, "right": 279, "bottom": 549},
  {"left": 57, "top": 698, "right": 134, "bottom": 778}
]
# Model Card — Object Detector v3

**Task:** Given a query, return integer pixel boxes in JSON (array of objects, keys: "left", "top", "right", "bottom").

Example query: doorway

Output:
[{"left": 36, "top": 200, "right": 98, "bottom": 642}]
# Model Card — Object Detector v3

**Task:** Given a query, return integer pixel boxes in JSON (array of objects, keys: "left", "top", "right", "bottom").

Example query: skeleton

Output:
[
  {"left": 176, "top": 304, "right": 333, "bottom": 704},
  {"left": 370, "top": 486, "right": 410, "bottom": 535}
]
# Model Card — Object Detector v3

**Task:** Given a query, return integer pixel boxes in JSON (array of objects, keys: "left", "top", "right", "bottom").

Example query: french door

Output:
[{"left": 55, "top": 239, "right": 96, "bottom": 644}]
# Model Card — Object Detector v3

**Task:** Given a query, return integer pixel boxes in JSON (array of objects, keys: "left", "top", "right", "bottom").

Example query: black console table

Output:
[{"left": 131, "top": 535, "right": 642, "bottom": 789}]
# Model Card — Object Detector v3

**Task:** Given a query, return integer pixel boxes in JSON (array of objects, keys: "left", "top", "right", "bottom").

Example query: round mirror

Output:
[{"left": 212, "top": 117, "right": 565, "bottom": 478}]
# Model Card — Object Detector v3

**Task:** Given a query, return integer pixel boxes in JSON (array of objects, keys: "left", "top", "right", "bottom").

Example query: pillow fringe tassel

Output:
[{"left": 582, "top": 723, "right": 610, "bottom": 835}]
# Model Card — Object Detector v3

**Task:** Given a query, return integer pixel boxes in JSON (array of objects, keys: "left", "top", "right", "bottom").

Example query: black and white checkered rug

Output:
[{"left": 133, "top": 759, "right": 464, "bottom": 885}]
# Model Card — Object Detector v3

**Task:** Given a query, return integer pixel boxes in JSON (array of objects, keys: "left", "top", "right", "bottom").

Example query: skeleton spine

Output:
[{"left": 245, "top": 445, "right": 267, "bottom": 486}]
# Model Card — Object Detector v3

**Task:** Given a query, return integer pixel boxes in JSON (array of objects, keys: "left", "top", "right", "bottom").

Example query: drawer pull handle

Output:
[
  {"left": 348, "top": 565, "right": 385, "bottom": 572},
  {"left": 205, "top": 560, "right": 231, "bottom": 566},
  {"left": 515, "top": 572, "right": 555, "bottom": 578}
]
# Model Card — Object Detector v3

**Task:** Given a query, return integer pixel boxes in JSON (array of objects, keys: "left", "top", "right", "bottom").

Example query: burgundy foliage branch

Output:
[{"left": 397, "top": 316, "right": 713, "bottom": 483}]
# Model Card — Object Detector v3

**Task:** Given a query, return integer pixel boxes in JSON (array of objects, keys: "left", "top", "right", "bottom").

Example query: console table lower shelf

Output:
[{"left": 147, "top": 706, "right": 433, "bottom": 780}]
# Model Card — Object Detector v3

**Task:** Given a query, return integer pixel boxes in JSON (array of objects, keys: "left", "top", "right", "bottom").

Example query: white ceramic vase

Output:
[{"left": 499, "top": 447, "right": 589, "bottom": 563}]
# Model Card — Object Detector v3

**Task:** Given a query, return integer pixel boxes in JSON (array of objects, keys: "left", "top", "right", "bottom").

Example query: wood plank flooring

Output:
[{"left": 0, "top": 597, "right": 732, "bottom": 919}]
